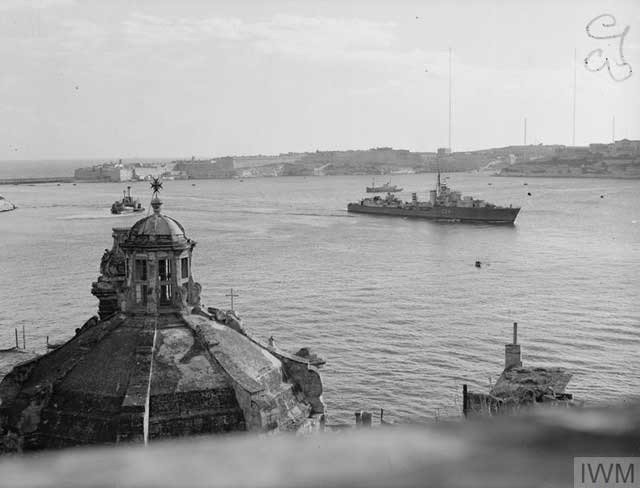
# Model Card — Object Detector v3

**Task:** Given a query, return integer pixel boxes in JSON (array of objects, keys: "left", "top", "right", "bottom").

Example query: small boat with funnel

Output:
[
  {"left": 366, "top": 179, "right": 403, "bottom": 193},
  {"left": 349, "top": 171, "right": 520, "bottom": 224},
  {"left": 111, "top": 186, "right": 144, "bottom": 214}
]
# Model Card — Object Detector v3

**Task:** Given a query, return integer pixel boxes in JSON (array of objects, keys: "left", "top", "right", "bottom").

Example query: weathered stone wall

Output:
[
  {"left": 37, "top": 391, "right": 123, "bottom": 448},
  {"left": 149, "top": 389, "right": 245, "bottom": 439},
  {"left": 278, "top": 357, "right": 324, "bottom": 415},
  {"left": 0, "top": 314, "right": 131, "bottom": 452}
]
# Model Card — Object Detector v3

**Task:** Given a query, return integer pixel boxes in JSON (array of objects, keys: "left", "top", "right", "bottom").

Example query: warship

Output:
[{"left": 348, "top": 172, "right": 520, "bottom": 224}]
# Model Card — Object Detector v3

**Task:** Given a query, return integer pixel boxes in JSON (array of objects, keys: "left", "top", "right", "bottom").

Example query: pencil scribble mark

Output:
[{"left": 584, "top": 14, "right": 632, "bottom": 82}]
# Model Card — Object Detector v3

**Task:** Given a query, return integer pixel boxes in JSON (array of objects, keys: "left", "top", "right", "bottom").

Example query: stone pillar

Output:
[
  {"left": 91, "top": 227, "right": 129, "bottom": 319},
  {"left": 147, "top": 255, "right": 158, "bottom": 315},
  {"left": 505, "top": 322, "right": 522, "bottom": 370},
  {"left": 362, "top": 411, "right": 372, "bottom": 428}
]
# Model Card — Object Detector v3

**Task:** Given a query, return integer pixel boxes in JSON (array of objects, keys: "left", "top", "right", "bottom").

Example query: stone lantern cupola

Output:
[{"left": 120, "top": 185, "right": 199, "bottom": 315}]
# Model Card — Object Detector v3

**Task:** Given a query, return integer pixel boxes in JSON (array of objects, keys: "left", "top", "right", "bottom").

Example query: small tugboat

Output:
[
  {"left": 349, "top": 171, "right": 520, "bottom": 224},
  {"left": 366, "top": 179, "right": 403, "bottom": 193},
  {"left": 110, "top": 186, "right": 144, "bottom": 214}
]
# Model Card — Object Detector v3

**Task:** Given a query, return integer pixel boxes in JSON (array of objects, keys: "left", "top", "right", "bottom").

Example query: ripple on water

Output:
[{"left": 0, "top": 176, "right": 639, "bottom": 423}]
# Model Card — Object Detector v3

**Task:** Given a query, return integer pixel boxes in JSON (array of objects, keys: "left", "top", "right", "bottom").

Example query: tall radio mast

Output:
[
  {"left": 448, "top": 47, "right": 452, "bottom": 152},
  {"left": 572, "top": 48, "right": 577, "bottom": 146}
]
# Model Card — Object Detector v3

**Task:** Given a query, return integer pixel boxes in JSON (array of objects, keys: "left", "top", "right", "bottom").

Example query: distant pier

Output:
[{"left": 0, "top": 177, "right": 75, "bottom": 185}]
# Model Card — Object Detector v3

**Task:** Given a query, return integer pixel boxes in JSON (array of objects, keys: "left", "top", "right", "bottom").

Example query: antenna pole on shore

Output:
[
  {"left": 15, "top": 328, "right": 18, "bottom": 349},
  {"left": 448, "top": 46, "right": 452, "bottom": 152},
  {"left": 572, "top": 48, "right": 577, "bottom": 146},
  {"left": 612, "top": 116, "right": 616, "bottom": 143}
]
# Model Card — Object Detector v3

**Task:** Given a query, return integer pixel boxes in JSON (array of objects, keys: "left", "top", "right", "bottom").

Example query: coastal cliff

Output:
[{"left": 498, "top": 156, "right": 640, "bottom": 179}]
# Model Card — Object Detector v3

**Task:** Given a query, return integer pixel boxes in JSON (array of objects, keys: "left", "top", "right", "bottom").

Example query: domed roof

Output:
[
  {"left": 130, "top": 212, "right": 185, "bottom": 237},
  {"left": 122, "top": 198, "right": 194, "bottom": 251},
  {"left": 0, "top": 310, "right": 323, "bottom": 449}
]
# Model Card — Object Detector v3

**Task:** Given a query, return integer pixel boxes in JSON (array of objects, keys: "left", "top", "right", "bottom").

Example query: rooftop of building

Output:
[{"left": 0, "top": 181, "right": 324, "bottom": 452}]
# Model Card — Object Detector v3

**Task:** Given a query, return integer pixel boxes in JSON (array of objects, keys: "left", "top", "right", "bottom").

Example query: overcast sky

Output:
[{"left": 1, "top": 0, "right": 639, "bottom": 160}]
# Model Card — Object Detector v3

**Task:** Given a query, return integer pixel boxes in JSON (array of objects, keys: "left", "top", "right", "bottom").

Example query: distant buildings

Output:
[
  {"left": 233, "top": 153, "right": 303, "bottom": 169},
  {"left": 173, "top": 157, "right": 235, "bottom": 179},
  {"left": 498, "top": 139, "right": 640, "bottom": 178},
  {"left": 479, "top": 144, "right": 564, "bottom": 162},
  {"left": 74, "top": 162, "right": 135, "bottom": 182},
  {"left": 589, "top": 139, "right": 640, "bottom": 157},
  {"left": 71, "top": 140, "right": 640, "bottom": 183}
]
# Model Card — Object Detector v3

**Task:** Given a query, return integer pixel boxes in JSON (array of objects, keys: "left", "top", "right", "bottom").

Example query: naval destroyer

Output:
[{"left": 348, "top": 172, "right": 520, "bottom": 224}]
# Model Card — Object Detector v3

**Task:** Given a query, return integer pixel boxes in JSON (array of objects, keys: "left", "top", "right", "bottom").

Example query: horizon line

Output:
[{"left": 3, "top": 138, "right": 639, "bottom": 164}]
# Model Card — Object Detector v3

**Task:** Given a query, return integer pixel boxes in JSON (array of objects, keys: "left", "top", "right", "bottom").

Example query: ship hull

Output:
[
  {"left": 347, "top": 203, "right": 520, "bottom": 224},
  {"left": 366, "top": 187, "right": 402, "bottom": 193}
]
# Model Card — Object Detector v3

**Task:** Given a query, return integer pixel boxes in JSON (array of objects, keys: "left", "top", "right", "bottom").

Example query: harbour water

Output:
[{"left": 1, "top": 173, "right": 639, "bottom": 423}]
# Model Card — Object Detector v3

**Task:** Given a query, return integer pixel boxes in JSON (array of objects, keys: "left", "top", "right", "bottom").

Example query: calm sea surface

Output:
[{"left": 1, "top": 173, "right": 639, "bottom": 423}]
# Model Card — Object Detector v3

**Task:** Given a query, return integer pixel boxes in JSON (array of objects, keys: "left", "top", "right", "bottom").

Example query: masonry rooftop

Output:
[{"left": 0, "top": 185, "right": 324, "bottom": 452}]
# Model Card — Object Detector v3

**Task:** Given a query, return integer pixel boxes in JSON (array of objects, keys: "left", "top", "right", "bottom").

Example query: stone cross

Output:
[{"left": 225, "top": 288, "right": 239, "bottom": 311}]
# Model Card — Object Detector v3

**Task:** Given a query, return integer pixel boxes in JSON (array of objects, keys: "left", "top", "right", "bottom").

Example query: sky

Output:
[{"left": 0, "top": 0, "right": 639, "bottom": 160}]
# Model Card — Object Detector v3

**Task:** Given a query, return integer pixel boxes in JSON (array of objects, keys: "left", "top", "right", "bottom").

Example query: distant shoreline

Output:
[{"left": 495, "top": 173, "right": 640, "bottom": 180}]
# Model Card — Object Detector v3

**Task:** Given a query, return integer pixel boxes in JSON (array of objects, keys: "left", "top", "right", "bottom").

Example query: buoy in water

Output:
[
  {"left": 600, "top": 195, "right": 604, "bottom": 198},
  {"left": 527, "top": 192, "right": 532, "bottom": 196},
  {"left": 475, "top": 261, "right": 482, "bottom": 268}
]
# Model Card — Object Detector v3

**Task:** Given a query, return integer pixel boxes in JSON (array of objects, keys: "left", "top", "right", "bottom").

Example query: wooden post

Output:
[
  {"left": 46, "top": 336, "right": 49, "bottom": 348},
  {"left": 380, "top": 408, "right": 384, "bottom": 424},
  {"left": 355, "top": 411, "right": 362, "bottom": 428},
  {"left": 463, "top": 384, "right": 468, "bottom": 418},
  {"left": 362, "top": 412, "right": 372, "bottom": 428},
  {"left": 22, "top": 324, "right": 26, "bottom": 349},
  {"left": 15, "top": 328, "right": 19, "bottom": 348}
]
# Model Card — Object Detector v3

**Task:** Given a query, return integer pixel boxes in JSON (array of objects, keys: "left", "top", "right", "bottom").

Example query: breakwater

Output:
[{"left": 0, "top": 177, "right": 75, "bottom": 185}]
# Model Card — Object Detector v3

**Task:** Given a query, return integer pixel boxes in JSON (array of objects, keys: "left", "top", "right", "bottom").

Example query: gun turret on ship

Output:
[{"left": 348, "top": 171, "right": 520, "bottom": 224}]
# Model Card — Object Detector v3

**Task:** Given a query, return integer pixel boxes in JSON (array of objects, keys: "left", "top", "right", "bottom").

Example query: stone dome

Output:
[
  {"left": 131, "top": 213, "right": 185, "bottom": 237},
  {"left": 122, "top": 198, "right": 193, "bottom": 251},
  {"left": 0, "top": 310, "right": 324, "bottom": 451}
]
